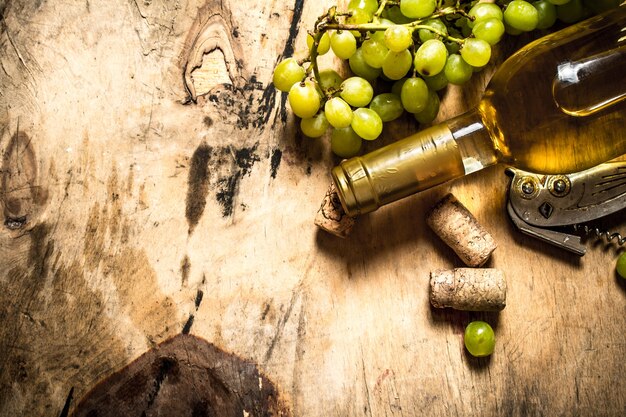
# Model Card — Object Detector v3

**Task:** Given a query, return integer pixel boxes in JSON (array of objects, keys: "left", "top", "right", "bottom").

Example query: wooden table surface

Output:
[{"left": 1, "top": 1, "right": 625, "bottom": 416}]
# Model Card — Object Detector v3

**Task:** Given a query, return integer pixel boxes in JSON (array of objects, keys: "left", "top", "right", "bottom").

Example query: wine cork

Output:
[
  {"left": 426, "top": 193, "right": 497, "bottom": 267},
  {"left": 314, "top": 182, "right": 356, "bottom": 238},
  {"left": 430, "top": 268, "right": 506, "bottom": 311}
]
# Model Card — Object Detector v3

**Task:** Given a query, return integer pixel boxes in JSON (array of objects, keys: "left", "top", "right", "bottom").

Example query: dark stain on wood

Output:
[
  {"left": 180, "top": 255, "right": 191, "bottom": 286},
  {"left": 215, "top": 144, "right": 259, "bottom": 217},
  {"left": 182, "top": 289, "right": 204, "bottom": 335},
  {"left": 70, "top": 334, "right": 291, "bottom": 417},
  {"left": 186, "top": 142, "right": 212, "bottom": 234},
  {"left": 1, "top": 130, "right": 48, "bottom": 229},
  {"left": 270, "top": 148, "right": 282, "bottom": 179},
  {"left": 59, "top": 387, "right": 74, "bottom": 417}
]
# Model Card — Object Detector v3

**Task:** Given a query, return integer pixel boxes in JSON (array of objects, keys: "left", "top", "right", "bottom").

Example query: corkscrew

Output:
[{"left": 506, "top": 161, "right": 626, "bottom": 256}]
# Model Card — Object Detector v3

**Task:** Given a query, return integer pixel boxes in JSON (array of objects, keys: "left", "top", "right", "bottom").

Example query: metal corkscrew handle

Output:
[{"left": 506, "top": 161, "right": 626, "bottom": 255}]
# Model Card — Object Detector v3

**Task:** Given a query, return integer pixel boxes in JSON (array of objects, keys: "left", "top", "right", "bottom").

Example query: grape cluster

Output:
[{"left": 273, "top": 0, "right": 620, "bottom": 158}]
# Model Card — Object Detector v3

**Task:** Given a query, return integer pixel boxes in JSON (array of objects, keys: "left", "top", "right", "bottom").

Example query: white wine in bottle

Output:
[{"left": 332, "top": 5, "right": 626, "bottom": 217}]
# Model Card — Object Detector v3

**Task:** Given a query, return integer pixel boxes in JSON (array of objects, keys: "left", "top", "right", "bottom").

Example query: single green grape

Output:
[
  {"left": 461, "top": 38, "right": 492, "bottom": 68},
  {"left": 307, "top": 32, "right": 330, "bottom": 55},
  {"left": 616, "top": 252, "right": 626, "bottom": 279},
  {"left": 444, "top": 54, "right": 473, "bottom": 85},
  {"left": 504, "top": 0, "right": 540, "bottom": 32},
  {"left": 382, "top": 49, "right": 412, "bottom": 80},
  {"left": 272, "top": 58, "right": 305, "bottom": 92},
  {"left": 418, "top": 18, "right": 448, "bottom": 42},
  {"left": 414, "top": 89, "right": 440, "bottom": 124},
  {"left": 324, "top": 97, "right": 353, "bottom": 129},
  {"left": 556, "top": 0, "right": 586, "bottom": 23},
  {"left": 504, "top": 21, "right": 524, "bottom": 35},
  {"left": 384, "top": 25, "right": 412, "bottom": 52},
  {"left": 400, "top": 0, "right": 437, "bottom": 19},
  {"left": 351, "top": 108, "right": 383, "bottom": 140},
  {"left": 362, "top": 39, "right": 389, "bottom": 69},
  {"left": 464, "top": 321, "right": 496, "bottom": 357},
  {"left": 331, "top": 30, "right": 357, "bottom": 59},
  {"left": 347, "top": 8, "right": 372, "bottom": 37},
  {"left": 369, "top": 93, "right": 404, "bottom": 122},
  {"left": 331, "top": 126, "right": 362, "bottom": 158},
  {"left": 318, "top": 69, "right": 343, "bottom": 92},
  {"left": 348, "top": 0, "right": 379, "bottom": 15},
  {"left": 300, "top": 111, "right": 329, "bottom": 138},
  {"left": 400, "top": 77, "right": 429, "bottom": 114},
  {"left": 467, "top": 3, "right": 504, "bottom": 28},
  {"left": 288, "top": 80, "right": 321, "bottom": 118},
  {"left": 414, "top": 39, "right": 448, "bottom": 77},
  {"left": 423, "top": 71, "right": 448, "bottom": 91},
  {"left": 340, "top": 77, "right": 374, "bottom": 107},
  {"left": 472, "top": 17, "right": 505, "bottom": 45},
  {"left": 532, "top": 1, "right": 558, "bottom": 29},
  {"left": 349, "top": 48, "right": 382, "bottom": 81}
]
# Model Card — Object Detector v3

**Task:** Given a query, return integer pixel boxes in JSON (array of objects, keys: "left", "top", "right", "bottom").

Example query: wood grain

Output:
[{"left": 1, "top": 1, "right": 625, "bottom": 416}]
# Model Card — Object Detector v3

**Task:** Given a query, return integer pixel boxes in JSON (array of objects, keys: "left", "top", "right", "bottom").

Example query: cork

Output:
[
  {"left": 426, "top": 193, "right": 497, "bottom": 267},
  {"left": 430, "top": 268, "right": 506, "bottom": 311},
  {"left": 314, "top": 181, "right": 356, "bottom": 238}
]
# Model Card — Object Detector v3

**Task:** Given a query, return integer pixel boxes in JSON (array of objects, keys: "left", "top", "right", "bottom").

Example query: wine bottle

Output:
[{"left": 332, "top": 5, "right": 626, "bottom": 217}]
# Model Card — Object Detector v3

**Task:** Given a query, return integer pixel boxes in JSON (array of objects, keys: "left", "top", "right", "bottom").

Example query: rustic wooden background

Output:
[{"left": 1, "top": 0, "right": 625, "bottom": 416}]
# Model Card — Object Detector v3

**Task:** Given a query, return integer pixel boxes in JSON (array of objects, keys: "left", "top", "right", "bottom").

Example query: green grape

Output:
[
  {"left": 382, "top": 49, "right": 412, "bottom": 80},
  {"left": 324, "top": 97, "right": 354, "bottom": 128},
  {"left": 414, "top": 90, "right": 440, "bottom": 124},
  {"left": 418, "top": 19, "right": 448, "bottom": 42},
  {"left": 331, "top": 127, "right": 362, "bottom": 158},
  {"left": 583, "top": 0, "right": 620, "bottom": 14},
  {"left": 300, "top": 111, "right": 329, "bottom": 138},
  {"left": 468, "top": 3, "right": 504, "bottom": 28},
  {"left": 400, "top": 0, "right": 437, "bottom": 19},
  {"left": 369, "top": 93, "right": 404, "bottom": 122},
  {"left": 400, "top": 77, "right": 429, "bottom": 113},
  {"left": 362, "top": 39, "right": 389, "bottom": 69},
  {"left": 384, "top": 5, "right": 415, "bottom": 24},
  {"left": 384, "top": 25, "right": 412, "bottom": 52},
  {"left": 472, "top": 18, "right": 505, "bottom": 45},
  {"left": 318, "top": 69, "right": 343, "bottom": 93},
  {"left": 307, "top": 32, "right": 331, "bottom": 55},
  {"left": 464, "top": 321, "right": 495, "bottom": 357},
  {"left": 348, "top": 0, "right": 379, "bottom": 15},
  {"left": 351, "top": 108, "right": 383, "bottom": 140},
  {"left": 533, "top": 1, "right": 557, "bottom": 29},
  {"left": 414, "top": 39, "right": 448, "bottom": 77},
  {"left": 423, "top": 71, "right": 448, "bottom": 91},
  {"left": 347, "top": 8, "right": 372, "bottom": 37},
  {"left": 288, "top": 80, "right": 321, "bottom": 118},
  {"left": 460, "top": 38, "right": 491, "bottom": 68},
  {"left": 504, "top": 0, "right": 540, "bottom": 32},
  {"left": 349, "top": 48, "right": 382, "bottom": 81},
  {"left": 444, "top": 54, "right": 473, "bottom": 85},
  {"left": 616, "top": 252, "right": 626, "bottom": 279},
  {"left": 547, "top": 0, "right": 571, "bottom": 5},
  {"left": 331, "top": 31, "right": 357, "bottom": 59},
  {"left": 272, "top": 58, "right": 305, "bottom": 92},
  {"left": 391, "top": 78, "right": 407, "bottom": 96},
  {"left": 340, "top": 76, "right": 374, "bottom": 107},
  {"left": 556, "top": 0, "right": 585, "bottom": 23}
]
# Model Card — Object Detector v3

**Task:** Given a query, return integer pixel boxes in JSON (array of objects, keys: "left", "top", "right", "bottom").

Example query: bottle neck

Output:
[
  {"left": 331, "top": 108, "right": 499, "bottom": 217},
  {"left": 447, "top": 108, "right": 499, "bottom": 175}
]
